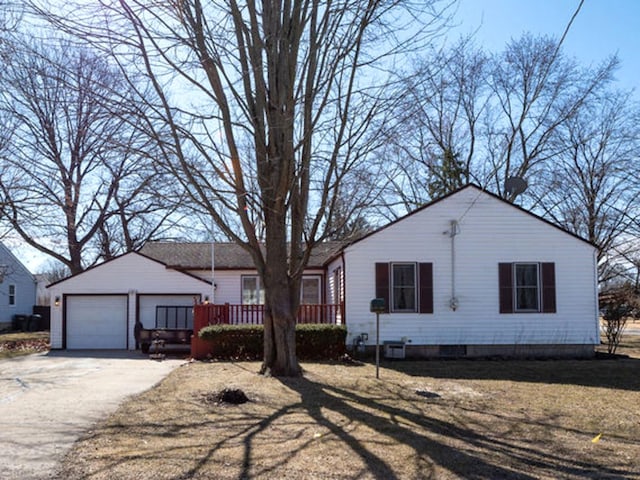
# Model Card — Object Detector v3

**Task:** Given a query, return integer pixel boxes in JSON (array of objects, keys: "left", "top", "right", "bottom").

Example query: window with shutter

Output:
[
  {"left": 375, "top": 262, "right": 433, "bottom": 314},
  {"left": 499, "top": 262, "right": 556, "bottom": 314}
]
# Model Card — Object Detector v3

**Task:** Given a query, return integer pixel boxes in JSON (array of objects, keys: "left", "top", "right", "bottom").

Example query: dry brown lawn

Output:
[
  {"left": 0, "top": 331, "right": 49, "bottom": 359},
  {"left": 58, "top": 338, "right": 640, "bottom": 480}
]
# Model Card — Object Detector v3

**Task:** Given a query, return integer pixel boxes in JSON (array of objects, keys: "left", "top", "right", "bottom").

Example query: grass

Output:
[
  {"left": 56, "top": 336, "right": 640, "bottom": 480},
  {"left": 0, "top": 330, "right": 49, "bottom": 359}
]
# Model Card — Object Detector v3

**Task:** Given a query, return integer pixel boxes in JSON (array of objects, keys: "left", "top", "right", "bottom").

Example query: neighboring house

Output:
[
  {"left": 48, "top": 185, "right": 599, "bottom": 357},
  {"left": 0, "top": 242, "right": 36, "bottom": 330}
]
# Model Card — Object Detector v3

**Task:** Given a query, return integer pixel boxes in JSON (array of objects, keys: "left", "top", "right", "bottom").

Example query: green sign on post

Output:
[
  {"left": 370, "top": 298, "right": 385, "bottom": 313},
  {"left": 370, "top": 298, "right": 385, "bottom": 378}
]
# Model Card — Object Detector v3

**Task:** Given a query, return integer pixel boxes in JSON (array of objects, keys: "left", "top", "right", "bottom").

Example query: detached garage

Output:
[{"left": 48, "top": 252, "right": 211, "bottom": 350}]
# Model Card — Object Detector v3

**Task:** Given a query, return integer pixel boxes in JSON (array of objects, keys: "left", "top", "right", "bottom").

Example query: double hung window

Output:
[
  {"left": 301, "top": 276, "right": 321, "bottom": 304},
  {"left": 514, "top": 263, "right": 539, "bottom": 311},
  {"left": 392, "top": 263, "right": 416, "bottom": 312},
  {"left": 499, "top": 262, "right": 556, "bottom": 314},
  {"left": 8, "top": 284, "right": 15, "bottom": 306},
  {"left": 241, "top": 276, "right": 264, "bottom": 305},
  {"left": 375, "top": 262, "right": 433, "bottom": 314}
]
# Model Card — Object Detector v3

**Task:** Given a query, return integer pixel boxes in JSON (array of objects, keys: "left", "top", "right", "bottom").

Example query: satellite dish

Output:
[{"left": 505, "top": 176, "right": 527, "bottom": 198}]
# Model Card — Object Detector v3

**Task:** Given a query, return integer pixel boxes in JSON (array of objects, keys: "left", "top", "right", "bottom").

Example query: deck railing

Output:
[{"left": 195, "top": 303, "right": 343, "bottom": 326}]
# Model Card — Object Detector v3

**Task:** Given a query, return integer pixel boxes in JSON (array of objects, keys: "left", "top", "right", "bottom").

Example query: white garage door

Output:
[{"left": 66, "top": 295, "right": 128, "bottom": 349}]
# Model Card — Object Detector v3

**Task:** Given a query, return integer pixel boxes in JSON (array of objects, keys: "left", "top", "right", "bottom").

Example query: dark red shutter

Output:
[
  {"left": 375, "top": 263, "right": 390, "bottom": 313},
  {"left": 499, "top": 263, "right": 513, "bottom": 313},
  {"left": 541, "top": 262, "right": 556, "bottom": 313},
  {"left": 419, "top": 263, "right": 433, "bottom": 313}
]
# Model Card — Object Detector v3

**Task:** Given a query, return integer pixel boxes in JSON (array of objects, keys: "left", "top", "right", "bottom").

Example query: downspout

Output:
[
  {"left": 449, "top": 220, "right": 459, "bottom": 311},
  {"left": 341, "top": 250, "right": 347, "bottom": 326},
  {"left": 593, "top": 248, "right": 600, "bottom": 344}
]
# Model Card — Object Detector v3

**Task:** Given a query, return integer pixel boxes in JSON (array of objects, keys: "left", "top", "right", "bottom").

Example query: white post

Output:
[{"left": 211, "top": 219, "right": 216, "bottom": 304}]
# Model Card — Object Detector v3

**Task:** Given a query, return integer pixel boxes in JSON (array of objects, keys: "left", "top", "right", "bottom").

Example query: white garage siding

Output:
[
  {"left": 65, "top": 295, "right": 128, "bottom": 349},
  {"left": 48, "top": 252, "right": 212, "bottom": 349}
]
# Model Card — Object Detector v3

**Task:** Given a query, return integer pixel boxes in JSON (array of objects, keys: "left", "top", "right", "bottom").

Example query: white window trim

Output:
[
  {"left": 391, "top": 262, "right": 417, "bottom": 313},
  {"left": 8, "top": 284, "right": 16, "bottom": 307},
  {"left": 241, "top": 275, "right": 264, "bottom": 305},
  {"left": 301, "top": 275, "right": 322, "bottom": 305},
  {"left": 513, "top": 263, "right": 540, "bottom": 313},
  {"left": 241, "top": 274, "right": 323, "bottom": 305}
]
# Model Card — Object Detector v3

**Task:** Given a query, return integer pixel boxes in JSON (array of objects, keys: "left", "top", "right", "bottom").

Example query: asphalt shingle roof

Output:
[{"left": 139, "top": 241, "right": 344, "bottom": 270}]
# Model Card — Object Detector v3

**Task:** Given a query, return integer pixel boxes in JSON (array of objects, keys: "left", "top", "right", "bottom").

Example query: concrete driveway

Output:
[{"left": 0, "top": 350, "right": 185, "bottom": 480}]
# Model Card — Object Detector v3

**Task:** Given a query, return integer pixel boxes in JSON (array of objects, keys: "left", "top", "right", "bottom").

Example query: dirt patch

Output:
[{"left": 202, "top": 387, "right": 250, "bottom": 405}]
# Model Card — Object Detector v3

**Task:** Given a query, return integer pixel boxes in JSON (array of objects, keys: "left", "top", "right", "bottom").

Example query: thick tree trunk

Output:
[
  {"left": 259, "top": 223, "right": 302, "bottom": 377},
  {"left": 261, "top": 296, "right": 300, "bottom": 377}
]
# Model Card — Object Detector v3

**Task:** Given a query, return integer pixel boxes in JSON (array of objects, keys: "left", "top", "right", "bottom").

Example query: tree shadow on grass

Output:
[
  {"left": 268, "top": 375, "right": 637, "bottom": 480},
  {"left": 56, "top": 362, "right": 638, "bottom": 480},
  {"left": 379, "top": 357, "right": 640, "bottom": 392}
]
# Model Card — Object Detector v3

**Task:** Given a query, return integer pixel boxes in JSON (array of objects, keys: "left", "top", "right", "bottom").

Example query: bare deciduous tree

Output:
[
  {"left": 0, "top": 37, "right": 180, "bottom": 273},
  {"left": 485, "top": 34, "right": 618, "bottom": 201},
  {"left": 34, "top": 0, "right": 452, "bottom": 375},
  {"left": 381, "top": 37, "right": 487, "bottom": 213},
  {"left": 600, "top": 284, "right": 640, "bottom": 354},
  {"left": 531, "top": 91, "right": 640, "bottom": 281}
]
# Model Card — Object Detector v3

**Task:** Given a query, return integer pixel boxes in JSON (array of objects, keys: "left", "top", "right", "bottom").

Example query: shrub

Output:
[
  {"left": 600, "top": 285, "right": 640, "bottom": 354},
  {"left": 199, "top": 324, "right": 263, "bottom": 360},
  {"left": 295, "top": 324, "right": 347, "bottom": 360},
  {"left": 198, "top": 323, "right": 347, "bottom": 360}
]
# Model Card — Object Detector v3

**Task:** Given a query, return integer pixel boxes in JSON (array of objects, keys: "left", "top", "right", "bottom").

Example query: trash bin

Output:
[
  {"left": 12, "top": 314, "right": 28, "bottom": 331},
  {"left": 29, "top": 314, "right": 42, "bottom": 332}
]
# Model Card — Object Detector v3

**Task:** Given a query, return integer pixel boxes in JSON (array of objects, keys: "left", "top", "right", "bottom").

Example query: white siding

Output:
[
  {"left": 344, "top": 187, "right": 599, "bottom": 347},
  {"left": 49, "top": 253, "right": 211, "bottom": 349},
  {"left": 188, "top": 269, "right": 256, "bottom": 305},
  {"left": 325, "top": 257, "right": 344, "bottom": 305},
  {"left": 188, "top": 268, "right": 328, "bottom": 305}
]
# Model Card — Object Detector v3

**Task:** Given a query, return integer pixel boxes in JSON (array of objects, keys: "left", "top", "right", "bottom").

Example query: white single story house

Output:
[
  {"left": 48, "top": 185, "right": 600, "bottom": 357},
  {"left": 330, "top": 184, "right": 599, "bottom": 357}
]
